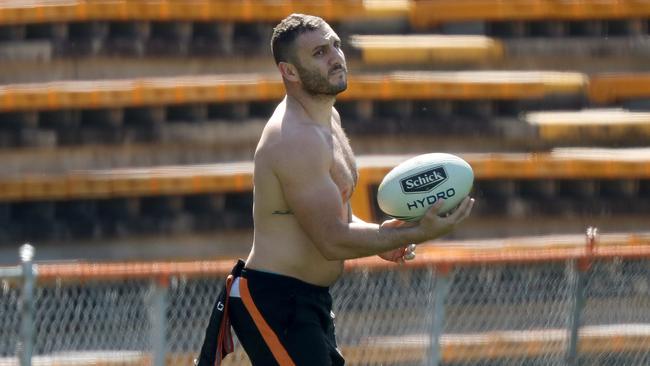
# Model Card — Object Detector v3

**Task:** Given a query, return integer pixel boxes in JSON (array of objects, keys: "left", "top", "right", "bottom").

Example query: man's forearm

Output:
[{"left": 320, "top": 221, "right": 423, "bottom": 260}]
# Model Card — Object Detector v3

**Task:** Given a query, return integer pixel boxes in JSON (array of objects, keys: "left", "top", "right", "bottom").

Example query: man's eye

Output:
[{"left": 314, "top": 50, "right": 324, "bottom": 56}]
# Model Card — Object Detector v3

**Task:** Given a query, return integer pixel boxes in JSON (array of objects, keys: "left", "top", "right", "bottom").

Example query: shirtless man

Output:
[{"left": 200, "top": 14, "right": 474, "bottom": 366}]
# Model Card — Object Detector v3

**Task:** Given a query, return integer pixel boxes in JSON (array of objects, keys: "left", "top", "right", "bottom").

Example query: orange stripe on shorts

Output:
[{"left": 239, "top": 277, "right": 296, "bottom": 366}]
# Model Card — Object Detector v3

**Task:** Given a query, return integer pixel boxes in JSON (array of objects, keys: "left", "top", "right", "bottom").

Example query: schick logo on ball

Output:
[{"left": 400, "top": 167, "right": 448, "bottom": 193}]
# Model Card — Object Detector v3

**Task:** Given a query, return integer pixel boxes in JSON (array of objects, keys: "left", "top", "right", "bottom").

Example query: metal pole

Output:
[
  {"left": 150, "top": 276, "right": 168, "bottom": 366},
  {"left": 19, "top": 244, "right": 35, "bottom": 366},
  {"left": 566, "top": 227, "right": 597, "bottom": 366},
  {"left": 427, "top": 264, "right": 452, "bottom": 366}
]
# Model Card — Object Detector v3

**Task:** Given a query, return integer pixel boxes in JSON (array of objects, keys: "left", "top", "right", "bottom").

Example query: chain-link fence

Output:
[{"left": 1, "top": 232, "right": 649, "bottom": 366}]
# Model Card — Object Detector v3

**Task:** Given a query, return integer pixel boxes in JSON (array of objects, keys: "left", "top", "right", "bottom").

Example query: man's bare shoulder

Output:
[{"left": 257, "top": 114, "right": 331, "bottom": 172}]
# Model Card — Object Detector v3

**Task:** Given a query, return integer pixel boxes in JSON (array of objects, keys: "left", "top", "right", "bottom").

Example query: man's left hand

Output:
[{"left": 378, "top": 219, "right": 417, "bottom": 263}]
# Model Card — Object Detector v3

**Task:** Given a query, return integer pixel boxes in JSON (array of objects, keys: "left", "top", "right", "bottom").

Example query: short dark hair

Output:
[{"left": 271, "top": 14, "right": 325, "bottom": 65}]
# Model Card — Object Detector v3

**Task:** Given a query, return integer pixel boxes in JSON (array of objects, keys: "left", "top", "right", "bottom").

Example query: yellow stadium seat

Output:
[
  {"left": 0, "top": 71, "right": 587, "bottom": 112},
  {"left": 0, "top": 0, "right": 407, "bottom": 25},
  {"left": 526, "top": 109, "right": 650, "bottom": 140},
  {"left": 350, "top": 34, "right": 504, "bottom": 65},
  {"left": 589, "top": 73, "right": 650, "bottom": 104},
  {"left": 410, "top": 0, "right": 650, "bottom": 28}
]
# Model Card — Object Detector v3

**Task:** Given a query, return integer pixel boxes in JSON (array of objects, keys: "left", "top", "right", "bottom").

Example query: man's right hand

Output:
[{"left": 415, "top": 196, "right": 475, "bottom": 242}]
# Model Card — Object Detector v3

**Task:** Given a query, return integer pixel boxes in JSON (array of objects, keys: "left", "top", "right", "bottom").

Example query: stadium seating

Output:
[
  {"left": 0, "top": 151, "right": 649, "bottom": 252},
  {"left": 0, "top": 71, "right": 585, "bottom": 112},
  {"left": 525, "top": 108, "right": 650, "bottom": 141},
  {"left": 589, "top": 73, "right": 650, "bottom": 104},
  {"left": 350, "top": 34, "right": 505, "bottom": 65},
  {"left": 0, "top": 0, "right": 406, "bottom": 25},
  {"left": 409, "top": 0, "right": 650, "bottom": 27},
  {"left": 0, "top": 0, "right": 648, "bottom": 252},
  {"left": 0, "top": 0, "right": 648, "bottom": 253}
]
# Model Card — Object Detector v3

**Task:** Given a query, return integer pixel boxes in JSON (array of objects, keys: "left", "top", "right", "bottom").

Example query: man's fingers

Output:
[
  {"left": 448, "top": 197, "right": 474, "bottom": 223},
  {"left": 424, "top": 199, "right": 445, "bottom": 219},
  {"left": 459, "top": 198, "right": 475, "bottom": 221}
]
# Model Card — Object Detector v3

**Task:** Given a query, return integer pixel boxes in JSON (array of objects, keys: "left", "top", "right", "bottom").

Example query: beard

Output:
[{"left": 295, "top": 62, "right": 347, "bottom": 96}]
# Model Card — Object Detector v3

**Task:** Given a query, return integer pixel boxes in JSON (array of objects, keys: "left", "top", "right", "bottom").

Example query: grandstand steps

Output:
[
  {"left": 0, "top": 143, "right": 255, "bottom": 176},
  {"left": 2, "top": 41, "right": 650, "bottom": 84},
  {"left": 525, "top": 108, "right": 650, "bottom": 142},
  {"left": 0, "top": 56, "right": 278, "bottom": 84},
  {"left": 0, "top": 152, "right": 650, "bottom": 254},
  {"left": 8, "top": 105, "right": 649, "bottom": 169},
  {"left": 352, "top": 34, "right": 650, "bottom": 70},
  {"left": 0, "top": 131, "right": 548, "bottom": 176},
  {"left": 0, "top": 230, "right": 252, "bottom": 265},
  {"left": 504, "top": 37, "right": 650, "bottom": 60},
  {"left": 2, "top": 215, "right": 649, "bottom": 263},
  {"left": 0, "top": 71, "right": 586, "bottom": 113}
]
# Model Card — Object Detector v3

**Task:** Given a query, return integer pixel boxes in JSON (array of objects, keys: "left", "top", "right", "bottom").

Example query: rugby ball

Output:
[{"left": 377, "top": 153, "right": 473, "bottom": 221}]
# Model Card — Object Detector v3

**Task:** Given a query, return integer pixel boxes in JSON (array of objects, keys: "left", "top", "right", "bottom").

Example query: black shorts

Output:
[{"left": 229, "top": 268, "right": 345, "bottom": 366}]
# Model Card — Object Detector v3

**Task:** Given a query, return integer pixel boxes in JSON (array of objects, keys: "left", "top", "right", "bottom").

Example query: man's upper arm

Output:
[{"left": 272, "top": 129, "right": 347, "bottom": 252}]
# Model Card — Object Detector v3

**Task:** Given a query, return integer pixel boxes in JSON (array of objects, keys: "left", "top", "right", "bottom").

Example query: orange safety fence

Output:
[
  {"left": 23, "top": 232, "right": 650, "bottom": 281},
  {"left": 0, "top": 0, "right": 404, "bottom": 25},
  {"left": 0, "top": 71, "right": 587, "bottom": 112}
]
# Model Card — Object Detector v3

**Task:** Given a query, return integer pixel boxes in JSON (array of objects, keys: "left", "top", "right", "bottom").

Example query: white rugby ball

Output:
[{"left": 377, "top": 153, "right": 474, "bottom": 221}]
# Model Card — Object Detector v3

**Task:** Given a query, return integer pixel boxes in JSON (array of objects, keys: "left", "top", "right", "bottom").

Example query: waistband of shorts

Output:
[{"left": 240, "top": 268, "right": 330, "bottom": 294}]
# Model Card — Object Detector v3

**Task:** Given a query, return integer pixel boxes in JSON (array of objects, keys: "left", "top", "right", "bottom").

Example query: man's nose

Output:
[{"left": 329, "top": 46, "right": 345, "bottom": 67}]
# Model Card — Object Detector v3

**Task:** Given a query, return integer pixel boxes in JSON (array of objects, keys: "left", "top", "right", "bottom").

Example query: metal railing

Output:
[{"left": 2, "top": 230, "right": 650, "bottom": 366}]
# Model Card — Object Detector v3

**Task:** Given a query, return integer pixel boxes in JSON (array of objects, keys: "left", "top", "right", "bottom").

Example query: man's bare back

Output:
[{"left": 246, "top": 99, "right": 357, "bottom": 286}]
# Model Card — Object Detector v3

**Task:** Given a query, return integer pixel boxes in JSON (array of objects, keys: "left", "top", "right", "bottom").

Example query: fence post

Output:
[
  {"left": 427, "top": 263, "right": 452, "bottom": 366},
  {"left": 150, "top": 275, "right": 169, "bottom": 366},
  {"left": 19, "top": 244, "right": 35, "bottom": 366},
  {"left": 566, "top": 227, "right": 597, "bottom": 366}
]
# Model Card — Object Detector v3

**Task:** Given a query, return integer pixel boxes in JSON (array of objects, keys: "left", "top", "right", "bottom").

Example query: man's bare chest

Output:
[{"left": 330, "top": 126, "right": 358, "bottom": 201}]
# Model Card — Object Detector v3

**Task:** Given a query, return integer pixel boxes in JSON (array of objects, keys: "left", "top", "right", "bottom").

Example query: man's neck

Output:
[{"left": 286, "top": 88, "right": 335, "bottom": 126}]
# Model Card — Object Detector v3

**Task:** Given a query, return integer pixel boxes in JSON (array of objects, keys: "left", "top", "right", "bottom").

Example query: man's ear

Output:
[{"left": 278, "top": 61, "right": 300, "bottom": 82}]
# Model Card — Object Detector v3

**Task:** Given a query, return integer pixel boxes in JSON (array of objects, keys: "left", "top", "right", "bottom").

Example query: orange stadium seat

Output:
[
  {"left": 589, "top": 73, "right": 650, "bottom": 104},
  {"left": 2, "top": 150, "right": 649, "bottom": 205},
  {"left": 524, "top": 109, "right": 650, "bottom": 141},
  {"left": 0, "top": 71, "right": 587, "bottom": 112},
  {"left": 350, "top": 35, "right": 504, "bottom": 65},
  {"left": 410, "top": 0, "right": 650, "bottom": 28},
  {"left": 0, "top": 0, "right": 407, "bottom": 25},
  {"left": 350, "top": 150, "right": 650, "bottom": 221},
  {"left": 525, "top": 109, "right": 650, "bottom": 141},
  {"left": 3, "top": 1, "right": 650, "bottom": 26}
]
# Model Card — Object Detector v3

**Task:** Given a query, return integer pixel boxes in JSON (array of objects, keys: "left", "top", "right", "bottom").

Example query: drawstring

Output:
[{"left": 215, "top": 274, "right": 235, "bottom": 366}]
